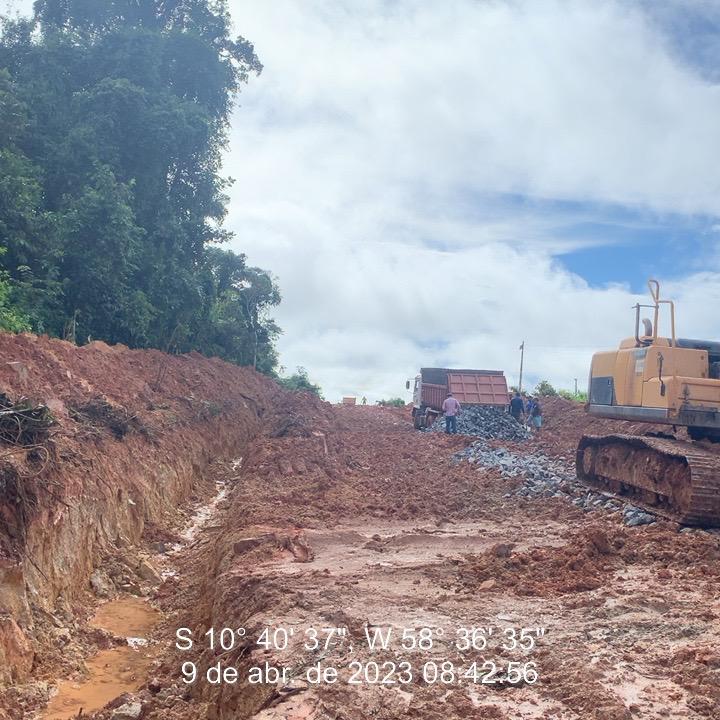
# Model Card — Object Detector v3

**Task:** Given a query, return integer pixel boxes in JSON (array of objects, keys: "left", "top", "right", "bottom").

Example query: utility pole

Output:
[{"left": 518, "top": 341, "right": 525, "bottom": 393}]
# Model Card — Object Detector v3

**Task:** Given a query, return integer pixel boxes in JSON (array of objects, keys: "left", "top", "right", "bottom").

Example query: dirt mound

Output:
[
  {"left": 667, "top": 645, "right": 720, "bottom": 716},
  {"left": 455, "top": 525, "right": 623, "bottom": 596},
  {"left": 456, "top": 521, "right": 720, "bottom": 597},
  {"left": 228, "top": 412, "right": 491, "bottom": 529},
  {"left": 535, "top": 396, "right": 678, "bottom": 457}
]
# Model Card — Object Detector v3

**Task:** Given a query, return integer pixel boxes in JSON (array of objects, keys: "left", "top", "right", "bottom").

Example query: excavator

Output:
[{"left": 577, "top": 279, "right": 720, "bottom": 526}]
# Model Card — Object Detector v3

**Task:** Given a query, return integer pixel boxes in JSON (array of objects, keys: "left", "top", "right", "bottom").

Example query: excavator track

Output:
[{"left": 576, "top": 434, "right": 720, "bottom": 526}]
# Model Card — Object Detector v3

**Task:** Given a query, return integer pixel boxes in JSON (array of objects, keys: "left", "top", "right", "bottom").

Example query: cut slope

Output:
[{"left": 0, "top": 332, "right": 333, "bottom": 691}]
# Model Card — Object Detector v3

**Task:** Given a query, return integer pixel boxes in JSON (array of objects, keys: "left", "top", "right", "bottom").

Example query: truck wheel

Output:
[{"left": 413, "top": 415, "right": 424, "bottom": 430}]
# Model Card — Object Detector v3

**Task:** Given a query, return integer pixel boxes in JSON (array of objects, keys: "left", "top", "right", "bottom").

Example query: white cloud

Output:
[
  {"left": 229, "top": 0, "right": 720, "bottom": 214},
  {"left": 219, "top": 0, "right": 720, "bottom": 400}
]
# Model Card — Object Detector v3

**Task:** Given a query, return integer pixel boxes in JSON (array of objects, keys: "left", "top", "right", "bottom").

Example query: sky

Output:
[{"left": 4, "top": 0, "right": 720, "bottom": 402}]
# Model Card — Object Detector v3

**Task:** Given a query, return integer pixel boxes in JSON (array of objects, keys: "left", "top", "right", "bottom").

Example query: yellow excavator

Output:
[{"left": 577, "top": 280, "right": 720, "bottom": 526}]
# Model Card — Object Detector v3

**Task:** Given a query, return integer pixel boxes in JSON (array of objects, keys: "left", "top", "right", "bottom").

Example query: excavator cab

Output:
[{"left": 586, "top": 280, "right": 720, "bottom": 440}]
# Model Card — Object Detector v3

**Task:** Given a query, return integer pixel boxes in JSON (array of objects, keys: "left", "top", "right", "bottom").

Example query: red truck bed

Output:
[
  {"left": 447, "top": 372, "right": 508, "bottom": 407},
  {"left": 419, "top": 368, "right": 509, "bottom": 411},
  {"left": 422, "top": 383, "right": 447, "bottom": 411}
]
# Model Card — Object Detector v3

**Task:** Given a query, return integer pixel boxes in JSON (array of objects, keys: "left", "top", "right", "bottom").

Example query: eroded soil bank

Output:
[{"left": 0, "top": 333, "right": 331, "bottom": 718}]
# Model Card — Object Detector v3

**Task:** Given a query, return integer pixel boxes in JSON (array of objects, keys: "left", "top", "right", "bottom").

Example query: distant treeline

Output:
[{"left": 0, "top": 0, "right": 280, "bottom": 373}]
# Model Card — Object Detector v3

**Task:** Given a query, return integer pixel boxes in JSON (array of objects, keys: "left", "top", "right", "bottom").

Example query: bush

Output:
[
  {"left": 377, "top": 398, "right": 406, "bottom": 407},
  {"left": 0, "top": 265, "right": 30, "bottom": 333},
  {"left": 277, "top": 367, "right": 323, "bottom": 398},
  {"left": 558, "top": 389, "right": 587, "bottom": 403},
  {"left": 534, "top": 380, "right": 557, "bottom": 397}
]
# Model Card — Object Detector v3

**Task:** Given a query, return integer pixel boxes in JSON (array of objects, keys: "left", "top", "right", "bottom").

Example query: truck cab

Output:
[{"left": 411, "top": 374, "right": 421, "bottom": 410}]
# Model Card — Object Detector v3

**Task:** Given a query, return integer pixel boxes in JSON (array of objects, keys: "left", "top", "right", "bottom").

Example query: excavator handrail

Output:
[
  {"left": 648, "top": 279, "right": 660, "bottom": 303},
  {"left": 646, "top": 278, "right": 676, "bottom": 347}
]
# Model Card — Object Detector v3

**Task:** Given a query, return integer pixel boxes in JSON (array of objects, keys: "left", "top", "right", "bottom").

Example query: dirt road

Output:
[
  {"left": 93, "top": 402, "right": 720, "bottom": 720},
  {"left": 0, "top": 344, "right": 717, "bottom": 720}
]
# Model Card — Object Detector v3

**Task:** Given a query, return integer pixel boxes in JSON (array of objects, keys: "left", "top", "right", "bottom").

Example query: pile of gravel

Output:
[
  {"left": 432, "top": 405, "right": 674, "bottom": 528},
  {"left": 455, "top": 443, "right": 576, "bottom": 498},
  {"left": 427, "top": 405, "right": 531, "bottom": 442},
  {"left": 454, "top": 440, "right": 655, "bottom": 525}
]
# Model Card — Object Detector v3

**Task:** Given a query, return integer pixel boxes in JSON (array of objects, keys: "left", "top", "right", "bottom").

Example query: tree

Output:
[
  {"left": 58, "top": 165, "right": 150, "bottom": 344},
  {"left": 0, "top": 2, "right": 280, "bottom": 372},
  {"left": 0, "top": 67, "right": 62, "bottom": 332},
  {"left": 558, "top": 389, "right": 588, "bottom": 403},
  {"left": 278, "top": 368, "right": 323, "bottom": 399},
  {"left": 0, "top": 253, "right": 30, "bottom": 332},
  {"left": 534, "top": 380, "right": 557, "bottom": 397},
  {"left": 377, "top": 398, "right": 405, "bottom": 407},
  {"left": 196, "top": 249, "right": 281, "bottom": 372}
]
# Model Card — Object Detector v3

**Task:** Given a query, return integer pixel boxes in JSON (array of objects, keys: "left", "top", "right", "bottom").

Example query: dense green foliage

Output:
[
  {"left": 0, "top": 265, "right": 31, "bottom": 332},
  {"left": 533, "top": 379, "right": 558, "bottom": 397},
  {"left": 377, "top": 398, "right": 405, "bottom": 407},
  {"left": 278, "top": 367, "right": 323, "bottom": 398},
  {"left": 0, "top": 1, "right": 280, "bottom": 369}
]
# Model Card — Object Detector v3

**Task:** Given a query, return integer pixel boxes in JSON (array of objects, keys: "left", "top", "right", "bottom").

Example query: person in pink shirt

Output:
[{"left": 442, "top": 392, "right": 461, "bottom": 434}]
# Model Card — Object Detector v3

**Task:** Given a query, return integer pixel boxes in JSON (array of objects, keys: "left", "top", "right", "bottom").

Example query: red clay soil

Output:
[
  {"left": 3, "top": 355, "right": 719, "bottom": 720},
  {"left": 456, "top": 521, "right": 720, "bottom": 597},
  {"left": 114, "top": 401, "right": 720, "bottom": 720},
  {"left": 0, "top": 332, "right": 335, "bottom": 716},
  {"left": 536, "top": 395, "right": 683, "bottom": 457}
]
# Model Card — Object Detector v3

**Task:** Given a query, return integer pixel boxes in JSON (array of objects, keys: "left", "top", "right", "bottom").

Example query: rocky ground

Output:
[{"left": 2, "top": 356, "right": 720, "bottom": 719}]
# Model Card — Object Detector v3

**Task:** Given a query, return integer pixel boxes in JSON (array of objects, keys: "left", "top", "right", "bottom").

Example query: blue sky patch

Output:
[{"left": 555, "top": 213, "right": 719, "bottom": 291}]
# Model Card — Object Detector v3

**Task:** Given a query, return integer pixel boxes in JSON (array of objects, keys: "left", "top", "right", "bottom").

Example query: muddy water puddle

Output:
[
  {"left": 42, "top": 597, "right": 160, "bottom": 720},
  {"left": 90, "top": 596, "right": 159, "bottom": 638},
  {"left": 42, "top": 466, "right": 231, "bottom": 719}
]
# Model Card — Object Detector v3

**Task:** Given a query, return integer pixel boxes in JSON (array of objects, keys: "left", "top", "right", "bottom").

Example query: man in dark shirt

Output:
[
  {"left": 509, "top": 391, "right": 524, "bottom": 423},
  {"left": 530, "top": 398, "right": 543, "bottom": 432}
]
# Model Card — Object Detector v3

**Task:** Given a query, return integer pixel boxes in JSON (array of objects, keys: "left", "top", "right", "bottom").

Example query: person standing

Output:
[
  {"left": 509, "top": 391, "right": 524, "bottom": 423},
  {"left": 525, "top": 395, "right": 535, "bottom": 427},
  {"left": 442, "top": 392, "right": 461, "bottom": 434},
  {"left": 530, "top": 398, "right": 543, "bottom": 432}
]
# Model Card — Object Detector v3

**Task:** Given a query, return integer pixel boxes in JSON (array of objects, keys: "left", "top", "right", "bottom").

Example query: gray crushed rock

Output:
[
  {"left": 454, "top": 440, "right": 657, "bottom": 526},
  {"left": 427, "top": 405, "right": 531, "bottom": 442}
]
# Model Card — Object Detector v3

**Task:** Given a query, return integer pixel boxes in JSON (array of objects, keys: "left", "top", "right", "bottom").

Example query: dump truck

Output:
[
  {"left": 407, "top": 367, "right": 509, "bottom": 429},
  {"left": 577, "top": 279, "right": 720, "bottom": 526}
]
